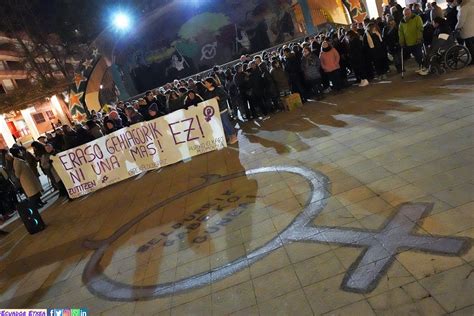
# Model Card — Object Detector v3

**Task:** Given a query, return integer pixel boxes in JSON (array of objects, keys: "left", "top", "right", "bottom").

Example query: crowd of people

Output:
[
  {"left": 28, "top": 0, "right": 474, "bottom": 150},
  {"left": 0, "top": 0, "right": 473, "bottom": 222}
]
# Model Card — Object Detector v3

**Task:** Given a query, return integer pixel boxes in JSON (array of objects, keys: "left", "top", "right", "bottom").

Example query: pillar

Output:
[
  {"left": 298, "top": 0, "right": 316, "bottom": 35},
  {"left": 20, "top": 107, "right": 40, "bottom": 140},
  {"left": 0, "top": 114, "right": 15, "bottom": 148},
  {"left": 50, "top": 95, "right": 70, "bottom": 127},
  {"left": 364, "top": 0, "right": 383, "bottom": 18}
]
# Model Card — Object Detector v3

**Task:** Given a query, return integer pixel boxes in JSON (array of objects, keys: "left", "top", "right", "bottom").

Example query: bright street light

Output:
[{"left": 112, "top": 12, "right": 131, "bottom": 31}]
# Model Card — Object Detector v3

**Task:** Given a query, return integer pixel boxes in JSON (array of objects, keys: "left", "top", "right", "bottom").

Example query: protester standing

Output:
[
  {"left": 399, "top": 8, "right": 424, "bottom": 71},
  {"left": 364, "top": 23, "right": 389, "bottom": 79},
  {"left": 346, "top": 30, "right": 370, "bottom": 87},
  {"left": 456, "top": 0, "right": 474, "bottom": 64},
  {"left": 270, "top": 59, "right": 291, "bottom": 96},
  {"left": 203, "top": 77, "right": 238, "bottom": 145},
  {"left": 383, "top": 16, "right": 403, "bottom": 73},
  {"left": 8, "top": 147, "right": 45, "bottom": 208},
  {"left": 301, "top": 46, "right": 323, "bottom": 98},
  {"left": 320, "top": 41, "right": 342, "bottom": 91}
]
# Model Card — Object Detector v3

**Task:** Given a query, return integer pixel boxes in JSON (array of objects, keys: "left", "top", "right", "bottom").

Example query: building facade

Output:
[{"left": 0, "top": 32, "right": 76, "bottom": 149}]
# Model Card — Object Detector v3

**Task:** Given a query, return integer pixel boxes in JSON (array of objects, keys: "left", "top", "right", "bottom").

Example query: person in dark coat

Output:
[
  {"left": 203, "top": 77, "right": 238, "bottom": 144},
  {"left": 167, "top": 91, "right": 184, "bottom": 113},
  {"left": 51, "top": 130, "right": 65, "bottom": 152},
  {"left": 0, "top": 159, "right": 17, "bottom": 222},
  {"left": 146, "top": 103, "right": 162, "bottom": 120},
  {"left": 301, "top": 46, "right": 323, "bottom": 98},
  {"left": 311, "top": 39, "right": 322, "bottom": 55},
  {"left": 183, "top": 90, "right": 204, "bottom": 108},
  {"left": 331, "top": 33, "right": 350, "bottom": 86},
  {"left": 444, "top": 0, "right": 458, "bottom": 32},
  {"left": 383, "top": 16, "right": 403, "bottom": 73},
  {"left": 136, "top": 98, "right": 150, "bottom": 120},
  {"left": 153, "top": 88, "right": 168, "bottom": 110},
  {"left": 125, "top": 106, "right": 145, "bottom": 125},
  {"left": 259, "top": 62, "right": 280, "bottom": 112},
  {"left": 389, "top": 0, "right": 404, "bottom": 25},
  {"left": 61, "top": 125, "right": 78, "bottom": 149},
  {"left": 108, "top": 110, "right": 124, "bottom": 129},
  {"left": 144, "top": 90, "right": 156, "bottom": 106},
  {"left": 75, "top": 124, "right": 93, "bottom": 146},
  {"left": 283, "top": 47, "right": 306, "bottom": 101},
  {"left": 31, "top": 141, "right": 57, "bottom": 190},
  {"left": 248, "top": 61, "right": 268, "bottom": 116},
  {"left": 363, "top": 22, "right": 389, "bottom": 79},
  {"left": 224, "top": 69, "right": 240, "bottom": 119},
  {"left": 346, "top": 30, "right": 370, "bottom": 87},
  {"left": 103, "top": 119, "right": 118, "bottom": 134},
  {"left": 85, "top": 120, "right": 103, "bottom": 139},
  {"left": 234, "top": 63, "right": 254, "bottom": 120},
  {"left": 115, "top": 102, "right": 130, "bottom": 127},
  {"left": 194, "top": 81, "right": 207, "bottom": 97},
  {"left": 270, "top": 59, "right": 291, "bottom": 96}
]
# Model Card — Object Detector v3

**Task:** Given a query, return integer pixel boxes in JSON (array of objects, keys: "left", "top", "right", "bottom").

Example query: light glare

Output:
[{"left": 113, "top": 12, "right": 131, "bottom": 30}]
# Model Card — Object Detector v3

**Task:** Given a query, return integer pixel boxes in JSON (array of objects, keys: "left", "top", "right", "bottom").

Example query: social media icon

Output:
[
  {"left": 54, "top": 310, "right": 62, "bottom": 316},
  {"left": 63, "top": 309, "right": 71, "bottom": 316},
  {"left": 80, "top": 309, "right": 88, "bottom": 316},
  {"left": 71, "top": 309, "right": 80, "bottom": 316}
]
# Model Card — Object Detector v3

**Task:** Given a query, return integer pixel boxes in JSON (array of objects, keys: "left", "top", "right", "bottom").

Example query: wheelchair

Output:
[{"left": 426, "top": 37, "right": 472, "bottom": 75}]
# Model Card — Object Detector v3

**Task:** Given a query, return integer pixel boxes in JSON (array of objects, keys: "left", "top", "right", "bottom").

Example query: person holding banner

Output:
[
  {"left": 203, "top": 77, "right": 239, "bottom": 145},
  {"left": 184, "top": 90, "right": 204, "bottom": 108},
  {"left": 125, "top": 106, "right": 145, "bottom": 125}
]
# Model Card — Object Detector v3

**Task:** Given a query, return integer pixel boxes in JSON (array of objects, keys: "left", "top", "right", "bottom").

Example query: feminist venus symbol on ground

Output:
[{"left": 82, "top": 166, "right": 471, "bottom": 301}]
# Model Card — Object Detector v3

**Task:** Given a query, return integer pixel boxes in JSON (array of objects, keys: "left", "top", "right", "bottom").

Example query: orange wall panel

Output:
[{"left": 307, "top": 0, "right": 350, "bottom": 25}]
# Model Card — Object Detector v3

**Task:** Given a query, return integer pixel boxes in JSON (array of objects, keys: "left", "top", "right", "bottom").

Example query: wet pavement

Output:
[{"left": 0, "top": 67, "right": 473, "bottom": 315}]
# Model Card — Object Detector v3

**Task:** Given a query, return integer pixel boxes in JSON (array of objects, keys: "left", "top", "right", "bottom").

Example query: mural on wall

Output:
[
  {"left": 114, "top": 0, "right": 299, "bottom": 94},
  {"left": 68, "top": 48, "right": 101, "bottom": 122},
  {"left": 341, "top": 0, "right": 368, "bottom": 23}
]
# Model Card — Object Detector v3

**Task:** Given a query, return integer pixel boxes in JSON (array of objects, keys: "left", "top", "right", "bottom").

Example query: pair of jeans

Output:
[
  {"left": 220, "top": 111, "right": 235, "bottom": 137},
  {"left": 404, "top": 44, "right": 423, "bottom": 67}
]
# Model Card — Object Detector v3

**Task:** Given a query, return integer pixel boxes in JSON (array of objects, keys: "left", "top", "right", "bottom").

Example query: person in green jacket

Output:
[{"left": 399, "top": 7, "right": 424, "bottom": 72}]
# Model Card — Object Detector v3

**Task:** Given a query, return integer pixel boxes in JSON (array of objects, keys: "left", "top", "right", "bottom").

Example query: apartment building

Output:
[{"left": 0, "top": 32, "right": 76, "bottom": 149}]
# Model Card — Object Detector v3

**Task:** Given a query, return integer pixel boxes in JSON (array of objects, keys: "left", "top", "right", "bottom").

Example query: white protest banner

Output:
[{"left": 52, "top": 99, "right": 226, "bottom": 198}]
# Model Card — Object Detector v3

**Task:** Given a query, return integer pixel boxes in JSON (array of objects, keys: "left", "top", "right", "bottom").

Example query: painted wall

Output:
[
  {"left": 114, "top": 0, "right": 301, "bottom": 93},
  {"left": 308, "top": 0, "right": 350, "bottom": 25}
]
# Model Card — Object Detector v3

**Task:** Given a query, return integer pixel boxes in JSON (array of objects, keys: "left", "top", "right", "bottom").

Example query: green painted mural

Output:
[{"left": 111, "top": 0, "right": 300, "bottom": 94}]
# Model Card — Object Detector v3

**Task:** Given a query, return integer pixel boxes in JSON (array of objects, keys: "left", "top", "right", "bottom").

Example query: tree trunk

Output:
[{"left": 14, "top": 33, "right": 49, "bottom": 83}]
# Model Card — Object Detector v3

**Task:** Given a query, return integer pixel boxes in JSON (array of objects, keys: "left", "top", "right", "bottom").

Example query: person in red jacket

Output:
[{"left": 319, "top": 41, "right": 342, "bottom": 91}]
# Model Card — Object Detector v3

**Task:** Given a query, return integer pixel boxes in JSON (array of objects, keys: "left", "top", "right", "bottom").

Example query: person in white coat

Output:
[
  {"left": 8, "top": 147, "right": 45, "bottom": 208},
  {"left": 456, "top": 0, "right": 474, "bottom": 64}
]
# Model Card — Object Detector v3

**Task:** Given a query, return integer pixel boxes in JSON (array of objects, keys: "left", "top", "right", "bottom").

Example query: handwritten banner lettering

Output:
[{"left": 52, "top": 99, "right": 227, "bottom": 198}]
